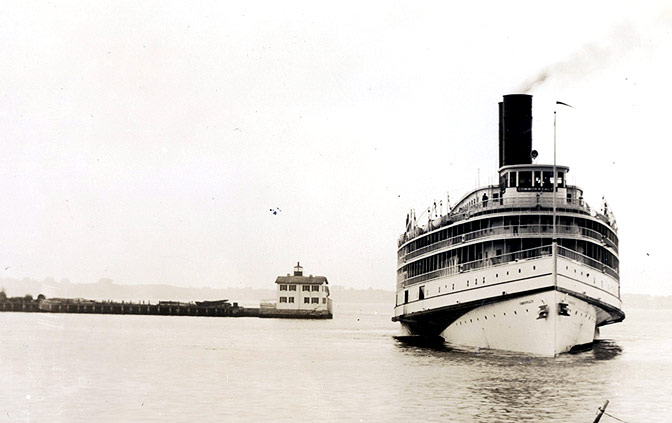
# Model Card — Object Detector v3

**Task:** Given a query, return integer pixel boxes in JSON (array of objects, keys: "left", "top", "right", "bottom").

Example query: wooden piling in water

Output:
[{"left": 592, "top": 400, "right": 609, "bottom": 423}]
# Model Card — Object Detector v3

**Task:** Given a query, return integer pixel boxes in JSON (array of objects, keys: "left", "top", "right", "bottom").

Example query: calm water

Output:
[{"left": 1, "top": 304, "right": 671, "bottom": 422}]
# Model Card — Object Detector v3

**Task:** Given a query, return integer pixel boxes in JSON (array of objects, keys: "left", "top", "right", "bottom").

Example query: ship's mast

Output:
[
  {"left": 553, "top": 102, "right": 573, "bottom": 288},
  {"left": 553, "top": 110, "right": 558, "bottom": 288}
]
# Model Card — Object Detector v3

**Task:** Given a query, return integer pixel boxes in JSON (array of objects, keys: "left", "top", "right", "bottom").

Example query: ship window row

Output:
[
  {"left": 400, "top": 262, "right": 617, "bottom": 304},
  {"left": 279, "top": 284, "right": 322, "bottom": 291},
  {"left": 398, "top": 239, "right": 619, "bottom": 285},
  {"left": 453, "top": 310, "right": 593, "bottom": 326},
  {"left": 400, "top": 214, "right": 618, "bottom": 259}
]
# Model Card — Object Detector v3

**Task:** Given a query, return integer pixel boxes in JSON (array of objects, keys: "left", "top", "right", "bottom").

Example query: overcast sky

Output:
[{"left": 1, "top": 1, "right": 670, "bottom": 295}]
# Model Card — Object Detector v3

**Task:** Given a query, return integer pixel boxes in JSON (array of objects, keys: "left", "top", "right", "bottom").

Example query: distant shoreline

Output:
[
  {"left": 0, "top": 277, "right": 669, "bottom": 308},
  {"left": 0, "top": 277, "right": 393, "bottom": 305}
]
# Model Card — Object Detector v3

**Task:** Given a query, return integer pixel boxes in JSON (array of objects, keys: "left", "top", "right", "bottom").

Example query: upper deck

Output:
[{"left": 399, "top": 165, "right": 616, "bottom": 250}]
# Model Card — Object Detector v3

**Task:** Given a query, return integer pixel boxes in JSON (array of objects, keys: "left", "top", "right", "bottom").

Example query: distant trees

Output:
[{"left": 0, "top": 288, "right": 45, "bottom": 302}]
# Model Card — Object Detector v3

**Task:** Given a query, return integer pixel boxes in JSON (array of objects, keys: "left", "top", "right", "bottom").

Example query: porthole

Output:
[
  {"left": 484, "top": 316, "right": 488, "bottom": 320},
  {"left": 482, "top": 277, "right": 486, "bottom": 283},
  {"left": 525, "top": 309, "right": 528, "bottom": 312},
  {"left": 533, "top": 265, "right": 536, "bottom": 270},
  {"left": 496, "top": 273, "right": 498, "bottom": 278},
  {"left": 587, "top": 273, "right": 590, "bottom": 277},
  {"left": 507, "top": 271, "right": 509, "bottom": 275},
  {"left": 476, "top": 317, "right": 479, "bottom": 321},
  {"left": 518, "top": 269, "right": 521, "bottom": 273},
  {"left": 503, "top": 312, "right": 506, "bottom": 316},
  {"left": 514, "top": 311, "right": 517, "bottom": 315},
  {"left": 566, "top": 266, "right": 569, "bottom": 270},
  {"left": 470, "top": 319, "right": 473, "bottom": 323},
  {"left": 574, "top": 269, "right": 577, "bottom": 273}
]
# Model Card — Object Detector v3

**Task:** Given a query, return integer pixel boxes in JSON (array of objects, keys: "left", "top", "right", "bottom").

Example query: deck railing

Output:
[
  {"left": 400, "top": 223, "right": 617, "bottom": 263},
  {"left": 557, "top": 246, "right": 619, "bottom": 280},
  {"left": 398, "top": 245, "right": 553, "bottom": 289},
  {"left": 398, "top": 245, "right": 619, "bottom": 289},
  {"left": 398, "top": 194, "right": 615, "bottom": 247}
]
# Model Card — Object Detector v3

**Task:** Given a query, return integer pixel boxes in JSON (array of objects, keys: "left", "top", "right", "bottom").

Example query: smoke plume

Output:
[{"left": 518, "top": 24, "right": 646, "bottom": 93}]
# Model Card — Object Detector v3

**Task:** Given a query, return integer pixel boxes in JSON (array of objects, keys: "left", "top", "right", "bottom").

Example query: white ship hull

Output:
[
  {"left": 394, "top": 255, "right": 623, "bottom": 356},
  {"left": 439, "top": 290, "right": 595, "bottom": 356}
]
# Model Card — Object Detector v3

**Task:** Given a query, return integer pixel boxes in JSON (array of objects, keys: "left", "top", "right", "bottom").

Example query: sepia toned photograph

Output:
[{"left": 2, "top": 1, "right": 671, "bottom": 422}]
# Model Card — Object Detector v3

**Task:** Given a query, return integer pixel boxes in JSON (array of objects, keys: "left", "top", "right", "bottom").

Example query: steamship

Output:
[{"left": 393, "top": 94, "right": 624, "bottom": 356}]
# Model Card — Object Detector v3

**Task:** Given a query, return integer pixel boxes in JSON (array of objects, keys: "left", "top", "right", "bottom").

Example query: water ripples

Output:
[{"left": 0, "top": 305, "right": 669, "bottom": 422}]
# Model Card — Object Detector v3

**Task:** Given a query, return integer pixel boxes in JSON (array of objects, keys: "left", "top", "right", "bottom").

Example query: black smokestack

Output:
[
  {"left": 498, "top": 102, "right": 504, "bottom": 168},
  {"left": 500, "top": 94, "right": 532, "bottom": 168}
]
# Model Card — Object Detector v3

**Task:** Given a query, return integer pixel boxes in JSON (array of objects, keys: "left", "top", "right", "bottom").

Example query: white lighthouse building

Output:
[{"left": 261, "top": 262, "right": 333, "bottom": 319}]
